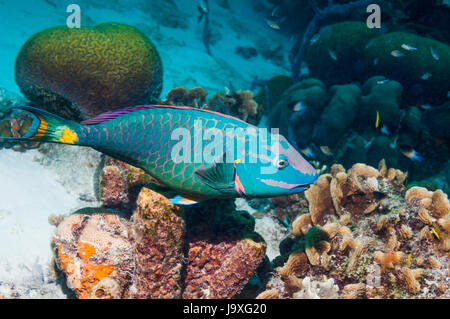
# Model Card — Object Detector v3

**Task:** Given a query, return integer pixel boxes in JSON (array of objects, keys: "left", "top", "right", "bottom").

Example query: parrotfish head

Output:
[{"left": 235, "top": 134, "right": 318, "bottom": 198}]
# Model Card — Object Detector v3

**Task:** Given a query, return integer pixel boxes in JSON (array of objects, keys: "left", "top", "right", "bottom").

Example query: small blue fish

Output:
[
  {"left": 391, "top": 50, "right": 404, "bottom": 57},
  {"left": 300, "top": 147, "right": 316, "bottom": 159},
  {"left": 292, "top": 101, "right": 307, "bottom": 115},
  {"left": 310, "top": 33, "right": 320, "bottom": 45},
  {"left": 401, "top": 146, "right": 423, "bottom": 162},
  {"left": 380, "top": 125, "right": 390, "bottom": 136},
  {"left": 421, "top": 73, "right": 432, "bottom": 80},
  {"left": 430, "top": 47, "right": 440, "bottom": 60},
  {"left": 377, "top": 79, "right": 389, "bottom": 85},
  {"left": 328, "top": 48, "right": 337, "bottom": 61},
  {"left": 365, "top": 38, "right": 375, "bottom": 49},
  {"left": 401, "top": 44, "right": 417, "bottom": 51}
]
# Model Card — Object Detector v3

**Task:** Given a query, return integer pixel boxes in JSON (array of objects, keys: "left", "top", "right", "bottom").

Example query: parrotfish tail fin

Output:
[{"left": 0, "top": 106, "right": 81, "bottom": 145}]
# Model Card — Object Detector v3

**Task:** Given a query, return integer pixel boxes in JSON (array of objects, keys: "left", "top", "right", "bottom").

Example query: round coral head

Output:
[{"left": 15, "top": 22, "right": 163, "bottom": 120}]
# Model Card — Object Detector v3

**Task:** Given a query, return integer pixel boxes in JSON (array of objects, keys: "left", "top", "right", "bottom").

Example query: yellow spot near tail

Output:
[
  {"left": 58, "top": 127, "right": 78, "bottom": 144},
  {"left": 375, "top": 111, "right": 380, "bottom": 128},
  {"left": 407, "top": 253, "right": 411, "bottom": 266},
  {"left": 431, "top": 227, "right": 440, "bottom": 240}
]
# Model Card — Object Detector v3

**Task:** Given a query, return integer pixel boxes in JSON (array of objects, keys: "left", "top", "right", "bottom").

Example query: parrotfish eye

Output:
[{"left": 274, "top": 154, "right": 289, "bottom": 169}]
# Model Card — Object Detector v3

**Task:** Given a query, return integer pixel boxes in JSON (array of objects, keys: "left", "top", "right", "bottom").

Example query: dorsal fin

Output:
[
  {"left": 81, "top": 105, "right": 160, "bottom": 125},
  {"left": 81, "top": 104, "right": 249, "bottom": 125}
]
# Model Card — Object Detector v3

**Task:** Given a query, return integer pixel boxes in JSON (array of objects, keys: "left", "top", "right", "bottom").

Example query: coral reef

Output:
[
  {"left": 258, "top": 161, "right": 449, "bottom": 299},
  {"left": 182, "top": 199, "right": 267, "bottom": 298},
  {"left": 268, "top": 78, "right": 327, "bottom": 142},
  {"left": 364, "top": 32, "right": 450, "bottom": 104},
  {"left": 208, "top": 90, "right": 259, "bottom": 123},
  {"left": 15, "top": 22, "right": 163, "bottom": 120},
  {"left": 52, "top": 212, "right": 134, "bottom": 299},
  {"left": 98, "top": 156, "right": 152, "bottom": 208},
  {"left": 290, "top": 2, "right": 373, "bottom": 82},
  {"left": 157, "top": 85, "right": 261, "bottom": 124},
  {"left": 129, "top": 188, "right": 185, "bottom": 299},
  {"left": 159, "top": 86, "right": 207, "bottom": 108},
  {"left": 304, "top": 21, "right": 379, "bottom": 84},
  {"left": 268, "top": 75, "right": 449, "bottom": 185},
  {"left": 53, "top": 185, "right": 266, "bottom": 299},
  {"left": 305, "top": 21, "right": 450, "bottom": 104}
]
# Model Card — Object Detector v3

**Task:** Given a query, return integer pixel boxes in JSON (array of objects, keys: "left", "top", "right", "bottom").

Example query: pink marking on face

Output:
[
  {"left": 272, "top": 135, "right": 316, "bottom": 176},
  {"left": 259, "top": 179, "right": 309, "bottom": 190}
]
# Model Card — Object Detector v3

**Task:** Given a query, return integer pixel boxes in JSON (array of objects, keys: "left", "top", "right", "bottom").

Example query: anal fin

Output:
[{"left": 169, "top": 194, "right": 204, "bottom": 205}]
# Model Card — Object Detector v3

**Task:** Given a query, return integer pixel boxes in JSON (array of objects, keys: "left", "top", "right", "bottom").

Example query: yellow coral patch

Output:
[{"left": 58, "top": 127, "right": 78, "bottom": 144}]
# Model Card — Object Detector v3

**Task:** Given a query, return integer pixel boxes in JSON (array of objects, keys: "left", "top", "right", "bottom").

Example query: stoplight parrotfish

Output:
[{"left": 0, "top": 105, "right": 318, "bottom": 205}]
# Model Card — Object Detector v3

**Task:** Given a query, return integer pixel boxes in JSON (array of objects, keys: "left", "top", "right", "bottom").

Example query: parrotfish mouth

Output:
[
  {"left": 259, "top": 178, "right": 313, "bottom": 192},
  {"left": 291, "top": 184, "right": 311, "bottom": 191}
]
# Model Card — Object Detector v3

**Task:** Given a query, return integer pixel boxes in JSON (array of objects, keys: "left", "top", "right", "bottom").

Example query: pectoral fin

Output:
[{"left": 195, "top": 160, "right": 236, "bottom": 194}]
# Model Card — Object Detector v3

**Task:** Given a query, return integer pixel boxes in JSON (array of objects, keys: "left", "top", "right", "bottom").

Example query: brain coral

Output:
[{"left": 15, "top": 22, "right": 163, "bottom": 120}]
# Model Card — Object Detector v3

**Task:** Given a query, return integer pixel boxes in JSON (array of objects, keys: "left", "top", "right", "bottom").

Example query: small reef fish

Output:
[
  {"left": 328, "top": 48, "right": 337, "bottom": 61},
  {"left": 430, "top": 47, "right": 440, "bottom": 60},
  {"left": 421, "top": 73, "right": 432, "bottom": 80},
  {"left": 400, "top": 146, "right": 423, "bottom": 162},
  {"left": 310, "top": 33, "right": 320, "bottom": 45},
  {"left": 373, "top": 191, "right": 390, "bottom": 210},
  {"left": 365, "top": 38, "right": 375, "bottom": 49},
  {"left": 373, "top": 58, "right": 379, "bottom": 65},
  {"left": 271, "top": 6, "right": 280, "bottom": 17},
  {"left": 196, "top": 0, "right": 208, "bottom": 22},
  {"left": 380, "top": 124, "right": 390, "bottom": 136},
  {"left": 431, "top": 227, "right": 440, "bottom": 240},
  {"left": 300, "top": 147, "right": 316, "bottom": 159},
  {"left": 401, "top": 44, "right": 417, "bottom": 51},
  {"left": 292, "top": 101, "right": 307, "bottom": 116},
  {"left": 266, "top": 19, "right": 280, "bottom": 30},
  {"left": 377, "top": 79, "right": 389, "bottom": 85},
  {"left": 320, "top": 146, "right": 333, "bottom": 157},
  {"left": 407, "top": 253, "right": 412, "bottom": 266},
  {"left": 0, "top": 105, "right": 318, "bottom": 205},
  {"left": 419, "top": 104, "right": 431, "bottom": 110},
  {"left": 391, "top": 50, "right": 404, "bottom": 57},
  {"left": 375, "top": 111, "right": 380, "bottom": 128}
]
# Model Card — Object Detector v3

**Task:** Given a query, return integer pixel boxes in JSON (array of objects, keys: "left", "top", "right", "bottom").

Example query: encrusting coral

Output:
[
  {"left": 52, "top": 212, "right": 134, "bottom": 299},
  {"left": 53, "top": 187, "right": 266, "bottom": 299},
  {"left": 258, "top": 160, "right": 450, "bottom": 299}
]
